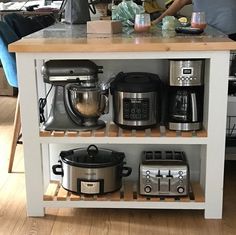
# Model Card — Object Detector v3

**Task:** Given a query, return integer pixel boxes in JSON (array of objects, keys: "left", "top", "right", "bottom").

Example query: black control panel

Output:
[{"left": 123, "top": 98, "right": 149, "bottom": 121}]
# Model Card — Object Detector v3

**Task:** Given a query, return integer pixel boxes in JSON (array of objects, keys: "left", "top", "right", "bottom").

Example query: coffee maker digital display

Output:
[
  {"left": 168, "top": 59, "right": 204, "bottom": 131},
  {"left": 182, "top": 68, "right": 193, "bottom": 75}
]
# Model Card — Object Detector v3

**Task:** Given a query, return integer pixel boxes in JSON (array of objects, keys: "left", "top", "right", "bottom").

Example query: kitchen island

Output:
[{"left": 9, "top": 23, "right": 236, "bottom": 219}]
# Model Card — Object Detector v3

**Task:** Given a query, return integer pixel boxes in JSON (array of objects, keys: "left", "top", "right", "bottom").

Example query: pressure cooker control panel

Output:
[{"left": 123, "top": 98, "right": 149, "bottom": 121}]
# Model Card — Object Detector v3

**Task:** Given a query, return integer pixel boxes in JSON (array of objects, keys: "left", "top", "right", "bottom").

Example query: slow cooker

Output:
[
  {"left": 110, "top": 72, "right": 162, "bottom": 129},
  {"left": 52, "top": 145, "right": 132, "bottom": 195}
]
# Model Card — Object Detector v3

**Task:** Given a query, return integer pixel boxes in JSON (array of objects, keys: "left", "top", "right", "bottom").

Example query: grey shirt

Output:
[{"left": 192, "top": 0, "right": 236, "bottom": 35}]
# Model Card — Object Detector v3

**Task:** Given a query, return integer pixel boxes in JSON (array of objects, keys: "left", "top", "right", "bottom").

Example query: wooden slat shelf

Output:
[
  {"left": 40, "top": 122, "right": 207, "bottom": 138},
  {"left": 43, "top": 181, "right": 205, "bottom": 203}
]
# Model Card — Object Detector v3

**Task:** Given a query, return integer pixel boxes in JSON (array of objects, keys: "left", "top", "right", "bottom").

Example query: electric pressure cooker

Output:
[
  {"left": 52, "top": 145, "right": 132, "bottom": 195},
  {"left": 110, "top": 72, "right": 162, "bottom": 129}
]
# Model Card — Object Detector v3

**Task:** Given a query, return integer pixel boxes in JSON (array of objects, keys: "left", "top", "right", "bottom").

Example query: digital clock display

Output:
[{"left": 182, "top": 67, "right": 193, "bottom": 75}]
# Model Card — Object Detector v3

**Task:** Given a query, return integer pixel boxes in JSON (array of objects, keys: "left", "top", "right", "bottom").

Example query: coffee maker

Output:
[
  {"left": 167, "top": 59, "right": 204, "bottom": 131},
  {"left": 41, "top": 60, "right": 109, "bottom": 131}
]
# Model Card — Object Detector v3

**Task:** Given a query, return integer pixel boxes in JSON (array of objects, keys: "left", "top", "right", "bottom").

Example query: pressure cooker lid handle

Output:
[{"left": 87, "top": 144, "right": 99, "bottom": 158}]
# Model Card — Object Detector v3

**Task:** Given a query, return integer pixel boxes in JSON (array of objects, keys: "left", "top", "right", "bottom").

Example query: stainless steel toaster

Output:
[{"left": 139, "top": 151, "right": 189, "bottom": 196}]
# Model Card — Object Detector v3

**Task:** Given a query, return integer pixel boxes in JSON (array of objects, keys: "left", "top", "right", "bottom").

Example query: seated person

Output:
[
  {"left": 143, "top": 0, "right": 164, "bottom": 21},
  {"left": 165, "top": 0, "right": 174, "bottom": 8},
  {"left": 3, "top": 13, "right": 55, "bottom": 38}
]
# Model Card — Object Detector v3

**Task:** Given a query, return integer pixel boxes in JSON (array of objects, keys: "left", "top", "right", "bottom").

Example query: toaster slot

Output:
[
  {"left": 174, "top": 151, "right": 184, "bottom": 161},
  {"left": 165, "top": 151, "right": 174, "bottom": 160},
  {"left": 154, "top": 151, "right": 162, "bottom": 159},
  {"left": 144, "top": 151, "right": 153, "bottom": 160}
]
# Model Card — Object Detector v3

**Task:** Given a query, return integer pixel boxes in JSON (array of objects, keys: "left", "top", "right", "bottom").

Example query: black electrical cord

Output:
[{"left": 38, "top": 84, "right": 53, "bottom": 123}]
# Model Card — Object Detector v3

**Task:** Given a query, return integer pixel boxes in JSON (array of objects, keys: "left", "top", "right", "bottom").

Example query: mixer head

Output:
[{"left": 41, "top": 60, "right": 103, "bottom": 86}]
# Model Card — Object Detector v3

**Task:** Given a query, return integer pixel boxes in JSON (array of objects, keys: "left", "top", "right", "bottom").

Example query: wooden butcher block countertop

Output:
[{"left": 9, "top": 22, "right": 236, "bottom": 52}]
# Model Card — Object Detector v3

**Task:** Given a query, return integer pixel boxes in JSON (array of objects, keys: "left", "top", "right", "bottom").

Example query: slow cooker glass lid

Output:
[{"left": 60, "top": 145, "right": 124, "bottom": 168}]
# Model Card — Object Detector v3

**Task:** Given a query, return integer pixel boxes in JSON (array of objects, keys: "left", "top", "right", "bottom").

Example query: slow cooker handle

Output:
[
  {"left": 87, "top": 144, "right": 99, "bottom": 158},
  {"left": 52, "top": 160, "right": 64, "bottom": 176},
  {"left": 121, "top": 166, "right": 132, "bottom": 177}
]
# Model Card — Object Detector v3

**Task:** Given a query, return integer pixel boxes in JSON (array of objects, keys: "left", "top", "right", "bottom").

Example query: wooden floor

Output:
[{"left": 1, "top": 96, "right": 236, "bottom": 235}]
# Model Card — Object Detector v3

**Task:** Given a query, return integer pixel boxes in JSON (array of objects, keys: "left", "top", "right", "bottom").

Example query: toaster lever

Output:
[
  {"left": 156, "top": 170, "right": 163, "bottom": 192},
  {"left": 167, "top": 170, "right": 173, "bottom": 192},
  {"left": 158, "top": 170, "right": 173, "bottom": 193}
]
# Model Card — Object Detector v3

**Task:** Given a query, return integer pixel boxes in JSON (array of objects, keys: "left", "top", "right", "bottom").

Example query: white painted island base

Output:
[{"left": 14, "top": 50, "right": 229, "bottom": 219}]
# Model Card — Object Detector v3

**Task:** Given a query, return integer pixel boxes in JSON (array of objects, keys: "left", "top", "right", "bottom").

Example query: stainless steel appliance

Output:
[
  {"left": 139, "top": 151, "right": 189, "bottom": 196},
  {"left": 41, "top": 60, "right": 109, "bottom": 131},
  {"left": 168, "top": 59, "right": 204, "bottom": 131},
  {"left": 52, "top": 145, "right": 132, "bottom": 195},
  {"left": 169, "top": 60, "right": 204, "bottom": 86},
  {"left": 110, "top": 72, "right": 162, "bottom": 129}
]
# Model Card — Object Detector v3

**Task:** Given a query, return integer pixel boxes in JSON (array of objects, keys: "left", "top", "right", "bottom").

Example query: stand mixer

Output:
[{"left": 41, "top": 60, "right": 109, "bottom": 131}]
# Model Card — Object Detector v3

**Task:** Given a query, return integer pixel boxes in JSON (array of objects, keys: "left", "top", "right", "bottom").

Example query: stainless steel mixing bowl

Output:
[{"left": 67, "top": 84, "right": 108, "bottom": 122}]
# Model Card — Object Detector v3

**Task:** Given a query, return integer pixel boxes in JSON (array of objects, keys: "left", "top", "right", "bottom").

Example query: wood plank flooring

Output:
[{"left": 1, "top": 96, "right": 236, "bottom": 235}]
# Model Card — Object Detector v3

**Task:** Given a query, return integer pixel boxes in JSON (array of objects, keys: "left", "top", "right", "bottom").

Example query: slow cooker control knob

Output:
[
  {"left": 144, "top": 185, "right": 152, "bottom": 193},
  {"left": 177, "top": 186, "right": 185, "bottom": 194}
]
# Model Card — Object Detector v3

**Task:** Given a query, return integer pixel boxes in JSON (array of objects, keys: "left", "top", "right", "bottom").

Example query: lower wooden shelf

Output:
[{"left": 43, "top": 181, "right": 205, "bottom": 210}]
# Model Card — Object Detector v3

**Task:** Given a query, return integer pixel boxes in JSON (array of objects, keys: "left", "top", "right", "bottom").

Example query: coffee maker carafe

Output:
[
  {"left": 167, "top": 59, "right": 204, "bottom": 131},
  {"left": 41, "top": 60, "right": 109, "bottom": 131}
]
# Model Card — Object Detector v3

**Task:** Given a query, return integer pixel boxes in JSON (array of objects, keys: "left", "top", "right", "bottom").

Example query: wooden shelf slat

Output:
[
  {"left": 57, "top": 187, "right": 69, "bottom": 201},
  {"left": 123, "top": 181, "right": 134, "bottom": 201},
  {"left": 70, "top": 193, "right": 81, "bottom": 201},
  {"left": 39, "top": 130, "right": 51, "bottom": 137},
  {"left": 43, "top": 181, "right": 59, "bottom": 201},
  {"left": 164, "top": 130, "right": 177, "bottom": 137},
  {"left": 52, "top": 131, "right": 65, "bottom": 137},
  {"left": 121, "top": 129, "right": 132, "bottom": 137},
  {"left": 148, "top": 197, "right": 161, "bottom": 201},
  {"left": 191, "top": 183, "right": 205, "bottom": 202},
  {"left": 164, "top": 197, "right": 176, "bottom": 202},
  {"left": 66, "top": 131, "right": 78, "bottom": 137},
  {"left": 136, "top": 194, "right": 148, "bottom": 201},
  {"left": 108, "top": 123, "right": 119, "bottom": 137},
  {"left": 110, "top": 190, "right": 122, "bottom": 201},
  {"left": 82, "top": 194, "right": 96, "bottom": 200},
  {"left": 136, "top": 130, "right": 146, "bottom": 137},
  {"left": 181, "top": 131, "right": 193, "bottom": 137},
  {"left": 151, "top": 127, "right": 161, "bottom": 137},
  {"left": 79, "top": 131, "right": 92, "bottom": 137},
  {"left": 96, "top": 194, "right": 109, "bottom": 201},
  {"left": 196, "top": 130, "right": 208, "bottom": 137},
  {"left": 179, "top": 196, "right": 191, "bottom": 202},
  {"left": 94, "top": 128, "right": 106, "bottom": 137}
]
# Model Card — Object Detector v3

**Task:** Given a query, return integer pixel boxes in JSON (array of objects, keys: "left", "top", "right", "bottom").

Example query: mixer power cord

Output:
[{"left": 39, "top": 85, "right": 53, "bottom": 123}]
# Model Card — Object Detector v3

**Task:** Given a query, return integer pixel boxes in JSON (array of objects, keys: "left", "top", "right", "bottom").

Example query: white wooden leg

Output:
[
  {"left": 204, "top": 52, "right": 229, "bottom": 219},
  {"left": 16, "top": 54, "right": 44, "bottom": 216}
]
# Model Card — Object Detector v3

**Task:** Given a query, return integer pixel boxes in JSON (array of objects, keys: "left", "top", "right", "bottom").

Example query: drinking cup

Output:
[
  {"left": 134, "top": 13, "right": 151, "bottom": 33},
  {"left": 191, "top": 12, "right": 206, "bottom": 30}
]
